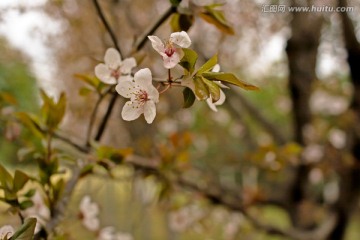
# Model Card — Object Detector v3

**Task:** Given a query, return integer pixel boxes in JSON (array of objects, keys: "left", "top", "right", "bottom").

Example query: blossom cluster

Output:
[
  {"left": 94, "top": 31, "right": 227, "bottom": 124},
  {"left": 79, "top": 196, "right": 133, "bottom": 240}
]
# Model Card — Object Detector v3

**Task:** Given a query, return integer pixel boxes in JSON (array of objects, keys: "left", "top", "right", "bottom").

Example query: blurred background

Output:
[{"left": 1, "top": 0, "right": 360, "bottom": 239}]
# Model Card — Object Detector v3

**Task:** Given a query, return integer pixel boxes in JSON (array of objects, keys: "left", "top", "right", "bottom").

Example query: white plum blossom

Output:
[
  {"left": 206, "top": 64, "right": 228, "bottom": 112},
  {"left": 98, "top": 227, "right": 133, "bottom": 240},
  {"left": 79, "top": 195, "right": 100, "bottom": 232},
  {"left": 168, "top": 205, "right": 205, "bottom": 232},
  {"left": 116, "top": 68, "right": 159, "bottom": 124},
  {"left": 148, "top": 31, "right": 191, "bottom": 69},
  {"left": 21, "top": 191, "right": 50, "bottom": 233},
  {"left": 0, "top": 225, "right": 14, "bottom": 239},
  {"left": 95, "top": 48, "right": 136, "bottom": 84}
]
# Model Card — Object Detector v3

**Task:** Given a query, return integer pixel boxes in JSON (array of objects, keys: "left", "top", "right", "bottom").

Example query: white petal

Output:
[
  {"left": 134, "top": 68, "right": 152, "bottom": 88},
  {"left": 83, "top": 217, "right": 100, "bottom": 232},
  {"left": 104, "top": 48, "right": 121, "bottom": 69},
  {"left": 122, "top": 101, "right": 143, "bottom": 121},
  {"left": 206, "top": 97, "right": 218, "bottom": 112},
  {"left": 95, "top": 64, "right": 117, "bottom": 84},
  {"left": 215, "top": 89, "right": 226, "bottom": 106},
  {"left": 212, "top": 64, "right": 220, "bottom": 73},
  {"left": 98, "top": 226, "right": 116, "bottom": 240},
  {"left": 148, "top": 36, "right": 166, "bottom": 56},
  {"left": 147, "top": 85, "right": 159, "bottom": 103},
  {"left": 163, "top": 52, "right": 181, "bottom": 69},
  {"left": 170, "top": 31, "right": 191, "bottom": 48},
  {"left": 79, "top": 196, "right": 91, "bottom": 213},
  {"left": 0, "top": 225, "right": 14, "bottom": 239},
  {"left": 119, "top": 75, "right": 133, "bottom": 82},
  {"left": 143, "top": 101, "right": 156, "bottom": 124},
  {"left": 116, "top": 80, "right": 136, "bottom": 98},
  {"left": 120, "top": 57, "right": 137, "bottom": 74},
  {"left": 215, "top": 81, "right": 230, "bottom": 89}
]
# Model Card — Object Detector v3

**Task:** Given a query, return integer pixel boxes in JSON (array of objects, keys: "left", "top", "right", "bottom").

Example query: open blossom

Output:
[
  {"left": 79, "top": 195, "right": 100, "bottom": 232},
  {"left": 21, "top": 191, "right": 50, "bottom": 233},
  {"left": 116, "top": 68, "right": 159, "bottom": 124},
  {"left": 0, "top": 225, "right": 14, "bottom": 239},
  {"left": 95, "top": 48, "right": 136, "bottom": 84},
  {"left": 206, "top": 64, "right": 228, "bottom": 112},
  {"left": 148, "top": 31, "right": 191, "bottom": 69}
]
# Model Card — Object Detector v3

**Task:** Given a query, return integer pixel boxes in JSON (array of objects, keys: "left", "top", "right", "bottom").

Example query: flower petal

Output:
[
  {"left": 147, "top": 85, "right": 159, "bottom": 103},
  {"left": 144, "top": 101, "right": 156, "bottom": 124},
  {"left": 104, "top": 48, "right": 121, "bottom": 69},
  {"left": 83, "top": 217, "right": 100, "bottom": 232},
  {"left": 119, "top": 75, "right": 133, "bottom": 82},
  {"left": 170, "top": 31, "right": 191, "bottom": 48},
  {"left": 163, "top": 52, "right": 181, "bottom": 69},
  {"left": 148, "top": 36, "right": 166, "bottom": 56},
  {"left": 206, "top": 97, "right": 218, "bottom": 112},
  {"left": 120, "top": 57, "right": 137, "bottom": 74},
  {"left": 116, "top": 80, "right": 136, "bottom": 98},
  {"left": 215, "top": 89, "right": 226, "bottom": 106},
  {"left": 122, "top": 101, "right": 143, "bottom": 121},
  {"left": 212, "top": 64, "right": 220, "bottom": 73},
  {"left": 134, "top": 68, "right": 152, "bottom": 88},
  {"left": 95, "top": 64, "right": 117, "bottom": 84}
]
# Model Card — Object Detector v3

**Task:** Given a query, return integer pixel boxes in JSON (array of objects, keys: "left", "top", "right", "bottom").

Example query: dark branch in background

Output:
[
  {"left": 326, "top": 1, "right": 360, "bottom": 239},
  {"left": 230, "top": 91, "right": 287, "bottom": 145},
  {"left": 285, "top": 0, "right": 323, "bottom": 228},
  {"left": 94, "top": 92, "right": 118, "bottom": 141},
  {"left": 133, "top": 6, "right": 177, "bottom": 52},
  {"left": 92, "top": 0, "right": 122, "bottom": 54}
]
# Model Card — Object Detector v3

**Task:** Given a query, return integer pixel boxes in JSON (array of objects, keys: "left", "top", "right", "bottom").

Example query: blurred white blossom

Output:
[
  {"left": 95, "top": 48, "right": 136, "bottom": 84},
  {"left": 148, "top": 31, "right": 191, "bottom": 69},
  {"left": 21, "top": 191, "right": 50, "bottom": 233},
  {"left": 98, "top": 227, "right": 133, "bottom": 240},
  {"left": 302, "top": 144, "right": 324, "bottom": 163},
  {"left": 79, "top": 195, "right": 100, "bottom": 232},
  {"left": 169, "top": 205, "right": 205, "bottom": 232},
  {"left": 0, "top": 225, "right": 14, "bottom": 239},
  {"left": 134, "top": 177, "right": 158, "bottom": 205},
  {"left": 328, "top": 128, "right": 346, "bottom": 149},
  {"left": 310, "top": 90, "right": 348, "bottom": 115}
]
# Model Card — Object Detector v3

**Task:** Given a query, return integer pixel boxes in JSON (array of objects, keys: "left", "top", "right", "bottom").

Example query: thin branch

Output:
[
  {"left": 231, "top": 91, "right": 287, "bottom": 145},
  {"left": 94, "top": 92, "right": 118, "bottom": 142},
  {"left": 92, "top": 0, "right": 122, "bottom": 54},
  {"left": 133, "top": 6, "right": 177, "bottom": 52}
]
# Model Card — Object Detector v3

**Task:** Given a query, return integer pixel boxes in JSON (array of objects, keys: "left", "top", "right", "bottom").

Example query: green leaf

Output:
[
  {"left": 194, "top": 77, "right": 209, "bottom": 100},
  {"left": 74, "top": 74, "right": 100, "bottom": 90},
  {"left": 0, "top": 164, "right": 13, "bottom": 192},
  {"left": 196, "top": 54, "right": 218, "bottom": 75},
  {"left": 182, "top": 88, "right": 196, "bottom": 108},
  {"left": 40, "top": 90, "right": 67, "bottom": 131},
  {"left": 13, "top": 170, "right": 29, "bottom": 193},
  {"left": 15, "top": 112, "right": 44, "bottom": 138},
  {"left": 202, "top": 77, "right": 221, "bottom": 102},
  {"left": 170, "top": 13, "right": 194, "bottom": 32},
  {"left": 169, "top": 0, "right": 181, "bottom": 7},
  {"left": 179, "top": 48, "right": 198, "bottom": 74},
  {"left": 23, "top": 189, "right": 36, "bottom": 198},
  {"left": 11, "top": 218, "right": 37, "bottom": 240},
  {"left": 199, "top": 7, "right": 234, "bottom": 35},
  {"left": 96, "top": 146, "right": 133, "bottom": 164},
  {"left": 79, "top": 87, "right": 93, "bottom": 97},
  {"left": 19, "top": 200, "right": 34, "bottom": 210},
  {"left": 202, "top": 72, "right": 259, "bottom": 90}
]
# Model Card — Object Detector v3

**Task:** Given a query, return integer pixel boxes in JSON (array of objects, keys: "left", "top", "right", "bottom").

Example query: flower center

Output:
[
  {"left": 165, "top": 42, "right": 176, "bottom": 57},
  {"left": 134, "top": 89, "right": 149, "bottom": 105},
  {"left": 111, "top": 69, "right": 120, "bottom": 79}
]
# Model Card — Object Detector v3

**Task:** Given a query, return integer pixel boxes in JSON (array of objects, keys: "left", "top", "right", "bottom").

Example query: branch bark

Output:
[{"left": 285, "top": 0, "right": 323, "bottom": 227}]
